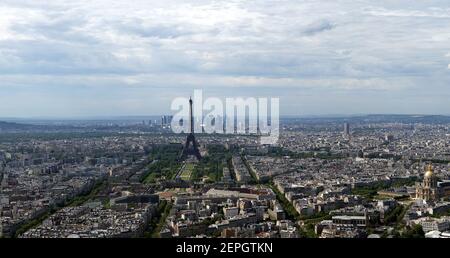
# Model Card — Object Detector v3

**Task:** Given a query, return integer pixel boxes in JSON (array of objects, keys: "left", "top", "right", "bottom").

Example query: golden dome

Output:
[{"left": 424, "top": 165, "right": 434, "bottom": 179}]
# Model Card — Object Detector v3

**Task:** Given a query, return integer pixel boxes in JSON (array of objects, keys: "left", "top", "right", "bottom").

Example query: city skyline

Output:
[
  {"left": 2, "top": 113, "right": 450, "bottom": 122},
  {"left": 2, "top": 0, "right": 450, "bottom": 245},
  {"left": 1, "top": 0, "right": 450, "bottom": 117}
]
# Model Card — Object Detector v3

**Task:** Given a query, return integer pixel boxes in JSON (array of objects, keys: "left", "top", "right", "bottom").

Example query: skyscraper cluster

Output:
[{"left": 161, "top": 115, "right": 173, "bottom": 127}]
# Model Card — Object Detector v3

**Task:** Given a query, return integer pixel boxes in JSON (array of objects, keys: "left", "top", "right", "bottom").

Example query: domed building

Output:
[
  {"left": 415, "top": 165, "right": 438, "bottom": 201},
  {"left": 415, "top": 165, "right": 450, "bottom": 202}
]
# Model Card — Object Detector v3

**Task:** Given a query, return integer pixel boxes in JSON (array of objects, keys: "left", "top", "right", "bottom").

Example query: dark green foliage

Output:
[
  {"left": 401, "top": 224, "right": 425, "bottom": 238},
  {"left": 190, "top": 145, "right": 230, "bottom": 182},
  {"left": 383, "top": 205, "right": 405, "bottom": 225},
  {"left": 298, "top": 223, "right": 317, "bottom": 238},
  {"left": 351, "top": 177, "right": 417, "bottom": 200},
  {"left": 252, "top": 147, "right": 345, "bottom": 160},
  {"left": 145, "top": 200, "right": 173, "bottom": 238},
  {"left": 268, "top": 183, "right": 301, "bottom": 221},
  {"left": 142, "top": 145, "right": 183, "bottom": 183}
]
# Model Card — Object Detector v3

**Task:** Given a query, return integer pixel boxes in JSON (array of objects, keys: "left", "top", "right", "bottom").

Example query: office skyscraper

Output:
[{"left": 343, "top": 122, "right": 350, "bottom": 137}]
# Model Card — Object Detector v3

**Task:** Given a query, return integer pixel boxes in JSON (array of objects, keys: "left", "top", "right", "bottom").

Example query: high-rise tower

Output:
[
  {"left": 343, "top": 122, "right": 350, "bottom": 137},
  {"left": 180, "top": 97, "right": 202, "bottom": 160}
]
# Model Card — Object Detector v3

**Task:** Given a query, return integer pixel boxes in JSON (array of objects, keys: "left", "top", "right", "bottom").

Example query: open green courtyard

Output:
[{"left": 179, "top": 163, "right": 196, "bottom": 181}]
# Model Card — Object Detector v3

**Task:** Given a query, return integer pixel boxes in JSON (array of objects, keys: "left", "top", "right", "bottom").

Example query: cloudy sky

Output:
[{"left": 0, "top": 0, "right": 449, "bottom": 117}]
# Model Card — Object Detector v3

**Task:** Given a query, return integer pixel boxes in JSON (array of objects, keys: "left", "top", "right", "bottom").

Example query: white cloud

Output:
[{"left": 0, "top": 0, "right": 449, "bottom": 115}]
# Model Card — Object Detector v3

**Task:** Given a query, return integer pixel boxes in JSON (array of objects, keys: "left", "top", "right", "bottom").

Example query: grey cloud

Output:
[
  {"left": 0, "top": 0, "right": 449, "bottom": 116},
  {"left": 115, "top": 20, "right": 196, "bottom": 39},
  {"left": 303, "top": 20, "right": 336, "bottom": 35}
]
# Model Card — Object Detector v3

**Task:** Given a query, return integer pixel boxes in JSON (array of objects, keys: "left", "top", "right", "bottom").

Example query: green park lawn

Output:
[{"left": 180, "top": 163, "right": 195, "bottom": 181}]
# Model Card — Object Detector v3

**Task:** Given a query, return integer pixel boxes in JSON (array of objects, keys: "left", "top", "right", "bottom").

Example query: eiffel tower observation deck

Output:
[{"left": 180, "top": 97, "right": 202, "bottom": 160}]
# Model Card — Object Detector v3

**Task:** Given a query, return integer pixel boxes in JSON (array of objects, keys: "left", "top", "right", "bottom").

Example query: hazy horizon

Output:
[{"left": 1, "top": 113, "right": 450, "bottom": 121}]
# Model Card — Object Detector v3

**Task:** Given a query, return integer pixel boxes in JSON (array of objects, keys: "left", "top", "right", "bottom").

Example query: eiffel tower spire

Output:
[
  {"left": 181, "top": 96, "right": 202, "bottom": 160},
  {"left": 189, "top": 96, "right": 194, "bottom": 134}
]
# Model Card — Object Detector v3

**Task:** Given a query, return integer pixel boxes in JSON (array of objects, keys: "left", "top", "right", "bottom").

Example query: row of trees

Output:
[{"left": 142, "top": 144, "right": 183, "bottom": 183}]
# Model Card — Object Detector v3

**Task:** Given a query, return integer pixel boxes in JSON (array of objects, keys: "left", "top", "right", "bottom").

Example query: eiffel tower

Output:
[{"left": 180, "top": 97, "right": 202, "bottom": 160}]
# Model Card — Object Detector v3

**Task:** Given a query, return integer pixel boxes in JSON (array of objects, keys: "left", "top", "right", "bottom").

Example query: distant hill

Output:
[
  {"left": 0, "top": 121, "right": 38, "bottom": 130},
  {"left": 282, "top": 114, "right": 450, "bottom": 124},
  {"left": 358, "top": 114, "right": 450, "bottom": 124}
]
